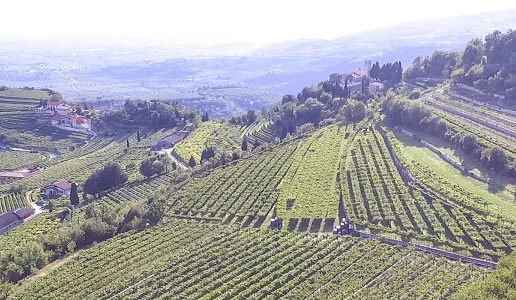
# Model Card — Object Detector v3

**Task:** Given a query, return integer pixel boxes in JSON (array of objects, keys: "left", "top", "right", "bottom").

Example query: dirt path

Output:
[{"left": 22, "top": 245, "right": 93, "bottom": 284}]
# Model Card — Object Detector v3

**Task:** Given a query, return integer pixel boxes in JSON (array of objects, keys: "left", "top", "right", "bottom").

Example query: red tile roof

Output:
[
  {"left": 50, "top": 180, "right": 73, "bottom": 191},
  {"left": 0, "top": 172, "right": 30, "bottom": 178}
]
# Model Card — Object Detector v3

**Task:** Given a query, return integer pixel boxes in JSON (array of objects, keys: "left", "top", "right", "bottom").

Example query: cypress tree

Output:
[
  {"left": 188, "top": 156, "right": 196, "bottom": 168},
  {"left": 70, "top": 182, "right": 79, "bottom": 206}
]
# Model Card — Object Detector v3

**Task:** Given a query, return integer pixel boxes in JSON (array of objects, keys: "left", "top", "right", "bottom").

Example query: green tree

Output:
[
  {"left": 188, "top": 156, "right": 196, "bottom": 168},
  {"left": 247, "top": 109, "right": 257, "bottom": 123},
  {"left": 83, "top": 163, "right": 128, "bottom": 196},
  {"left": 48, "top": 201, "right": 55, "bottom": 213},
  {"left": 461, "top": 134, "right": 479, "bottom": 154},
  {"left": 0, "top": 282, "right": 14, "bottom": 300},
  {"left": 241, "top": 139, "right": 248, "bottom": 151},
  {"left": 70, "top": 182, "right": 79, "bottom": 206}
]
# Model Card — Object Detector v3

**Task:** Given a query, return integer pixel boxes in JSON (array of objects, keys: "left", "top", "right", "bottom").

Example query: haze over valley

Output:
[{"left": 1, "top": 9, "right": 515, "bottom": 117}]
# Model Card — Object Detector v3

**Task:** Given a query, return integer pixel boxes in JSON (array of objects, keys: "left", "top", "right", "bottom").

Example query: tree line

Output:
[
  {"left": 404, "top": 30, "right": 516, "bottom": 102},
  {"left": 382, "top": 96, "right": 515, "bottom": 177}
]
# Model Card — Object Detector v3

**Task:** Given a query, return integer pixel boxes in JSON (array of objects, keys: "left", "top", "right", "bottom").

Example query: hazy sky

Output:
[{"left": 2, "top": 0, "right": 516, "bottom": 45}]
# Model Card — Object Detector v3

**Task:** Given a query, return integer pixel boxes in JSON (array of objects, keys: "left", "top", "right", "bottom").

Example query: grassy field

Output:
[
  {"left": 277, "top": 125, "right": 348, "bottom": 220},
  {"left": 391, "top": 128, "right": 516, "bottom": 222}
]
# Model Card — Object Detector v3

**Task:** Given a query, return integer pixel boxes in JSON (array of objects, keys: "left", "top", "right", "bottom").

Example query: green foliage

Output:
[
  {"left": 70, "top": 182, "right": 79, "bottom": 206},
  {"left": 0, "top": 242, "right": 48, "bottom": 283},
  {"left": 407, "top": 30, "right": 516, "bottom": 101},
  {"left": 83, "top": 163, "right": 128, "bottom": 196},
  {"left": 339, "top": 100, "right": 368, "bottom": 122},
  {"left": 188, "top": 156, "right": 196, "bottom": 168},
  {"left": 104, "top": 99, "right": 200, "bottom": 128},
  {"left": 174, "top": 121, "right": 241, "bottom": 163},
  {"left": 140, "top": 153, "right": 172, "bottom": 177},
  {"left": 0, "top": 151, "right": 46, "bottom": 171},
  {"left": 452, "top": 252, "right": 516, "bottom": 300}
]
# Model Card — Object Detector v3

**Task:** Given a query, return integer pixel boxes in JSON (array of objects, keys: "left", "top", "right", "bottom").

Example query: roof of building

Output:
[
  {"left": 0, "top": 212, "right": 20, "bottom": 230},
  {"left": 14, "top": 208, "right": 35, "bottom": 219},
  {"left": 160, "top": 131, "right": 188, "bottom": 145},
  {"left": 47, "top": 101, "right": 63, "bottom": 106},
  {"left": 0, "top": 171, "right": 30, "bottom": 178},
  {"left": 56, "top": 105, "right": 72, "bottom": 110},
  {"left": 44, "top": 180, "right": 73, "bottom": 191},
  {"left": 0, "top": 208, "right": 35, "bottom": 230}
]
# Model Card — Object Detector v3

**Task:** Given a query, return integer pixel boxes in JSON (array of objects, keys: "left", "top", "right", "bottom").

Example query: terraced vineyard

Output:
[
  {"left": 173, "top": 141, "right": 298, "bottom": 219},
  {"left": 0, "top": 96, "right": 91, "bottom": 151},
  {"left": 0, "top": 88, "right": 51, "bottom": 100},
  {"left": 10, "top": 220, "right": 490, "bottom": 300},
  {"left": 341, "top": 127, "right": 516, "bottom": 258},
  {"left": 243, "top": 120, "right": 283, "bottom": 146},
  {"left": 174, "top": 121, "right": 241, "bottom": 163},
  {"left": 0, "top": 193, "right": 29, "bottom": 214},
  {"left": 0, "top": 150, "right": 47, "bottom": 170}
]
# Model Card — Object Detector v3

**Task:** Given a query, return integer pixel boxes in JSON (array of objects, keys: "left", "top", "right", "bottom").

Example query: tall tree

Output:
[
  {"left": 241, "top": 139, "right": 248, "bottom": 151},
  {"left": 70, "top": 182, "right": 79, "bottom": 206},
  {"left": 126, "top": 139, "right": 130, "bottom": 148},
  {"left": 188, "top": 156, "right": 196, "bottom": 168}
]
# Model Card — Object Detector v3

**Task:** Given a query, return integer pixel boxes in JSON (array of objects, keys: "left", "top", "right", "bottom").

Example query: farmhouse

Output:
[
  {"left": 152, "top": 130, "right": 189, "bottom": 150},
  {"left": 50, "top": 113, "right": 89, "bottom": 129},
  {"left": 0, "top": 208, "right": 35, "bottom": 235},
  {"left": 41, "top": 180, "right": 73, "bottom": 197},
  {"left": 0, "top": 171, "right": 31, "bottom": 184},
  {"left": 45, "top": 101, "right": 63, "bottom": 110},
  {"left": 55, "top": 104, "right": 75, "bottom": 116},
  {"left": 329, "top": 59, "right": 374, "bottom": 93}
]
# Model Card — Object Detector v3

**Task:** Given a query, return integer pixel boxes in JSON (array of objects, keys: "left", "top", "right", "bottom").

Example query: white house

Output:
[{"left": 41, "top": 180, "right": 73, "bottom": 196}]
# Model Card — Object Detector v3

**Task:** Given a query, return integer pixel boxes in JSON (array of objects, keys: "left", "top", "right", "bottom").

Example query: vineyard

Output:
[
  {"left": 243, "top": 119, "right": 283, "bottom": 146},
  {"left": 172, "top": 141, "right": 298, "bottom": 220},
  {"left": 0, "top": 150, "right": 47, "bottom": 170},
  {"left": 389, "top": 129, "right": 516, "bottom": 222},
  {"left": 0, "top": 96, "right": 91, "bottom": 151},
  {"left": 341, "top": 127, "right": 516, "bottom": 258},
  {"left": 174, "top": 121, "right": 242, "bottom": 163},
  {"left": 9, "top": 220, "right": 489, "bottom": 300},
  {"left": 0, "top": 88, "right": 51, "bottom": 100},
  {"left": 277, "top": 125, "right": 348, "bottom": 220},
  {"left": 0, "top": 193, "right": 29, "bottom": 214},
  {"left": 1, "top": 84, "right": 516, "bottom": 299}
]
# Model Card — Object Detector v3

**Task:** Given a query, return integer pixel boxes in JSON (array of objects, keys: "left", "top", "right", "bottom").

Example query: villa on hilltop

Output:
[
  {"left": 36, "top": 100, "right": 92, "bottom": 131},
  {"left": 329, "top": 59, "right": 384, "bottom": 95}
]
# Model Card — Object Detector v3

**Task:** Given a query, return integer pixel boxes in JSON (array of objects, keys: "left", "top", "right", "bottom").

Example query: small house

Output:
[
  {"left": 41, "top": 180, "right": 73, "bottom": 197},
  {"left": 55, "top": 105, "right": 75, "bottom": 116},
  {"left": 151, "top": 130, "right": 189, "bottom": 150},
  {"left": 0, "top": 171, "right": 31, "bottom": 184},
  {"left": 45, "top": 101, "right": 63, "bottom": 111},
  {"left": 0, "top": 208, "right": 35, "bottom": 235}
]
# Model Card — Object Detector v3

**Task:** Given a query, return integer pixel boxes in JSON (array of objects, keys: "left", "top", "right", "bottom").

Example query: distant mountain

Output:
[{"left": 246, "top": 9, "right": 516, "bottom": 94}]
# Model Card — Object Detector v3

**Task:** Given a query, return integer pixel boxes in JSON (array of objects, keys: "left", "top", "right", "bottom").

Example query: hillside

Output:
[{"left": 1, "top": 28, "right": 516, "bottom": 298}]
